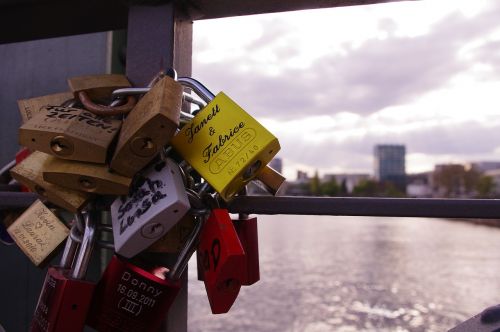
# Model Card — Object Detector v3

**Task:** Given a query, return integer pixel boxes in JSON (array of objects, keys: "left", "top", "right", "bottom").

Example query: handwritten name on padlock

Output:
[
  {"left": 111, "top": 159, "right": 190, "bottom": 258},
  {"left": 171, "top": 92, "right": 281, "bottom": 200},
  {"left": 17, "top": 92, "right": 73, "bottom": 124},
  {"left": 19, "top": 105, "right": 121, "bottom": 163},
  {"left": 7, "top": 200, "right": 69, "bottom": 266}
]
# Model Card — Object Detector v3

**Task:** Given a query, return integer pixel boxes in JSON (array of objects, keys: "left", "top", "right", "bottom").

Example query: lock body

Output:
[
  {"left": 233, "top": 216, "right": 260, "bottom": 285},
  {"left": 7, "top": 200, "right": 69, "bottom": 267},
  {"left": 111, "top": 76, "right": 182, "bottom": 176},
  {"left": 42, "top": 156, "right": 132, "bottom": 195},
  {"left": 87, "top": 255, "right": 181, "bottom": 332},
  {"left": 147, "top": 213, "right": 196, "bottom": 253},
  {"left": 18, "top": 92, "right": 74, "bottom": 124},
  {"left": 10, "top": 151, "right": 90, "bottom": 212},
  {"left": 19, "top": 105, "right": 121, "bottom": 163},
  {"left": 254, "top": 165, "right": 287, "bottom": 195},
  {"left": 31, "top": 267, "right": 95, "bottom": 332},
  {"left": 111, "top": 159, "right": 190, "bottom": 258},
  {"left": 68, "top": 74, "right": 131, "bottom": 102},
  {"left": 198, "top": 208, "right": 245, "bottom": 313},
  {"left": 171, "top": 92, "right": 280, "bottom": 201}
]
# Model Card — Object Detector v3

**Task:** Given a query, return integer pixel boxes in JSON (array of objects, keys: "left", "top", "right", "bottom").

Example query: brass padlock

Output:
[
  {"left": 171, "top": 78, "right": 280, "bottom": 201},
  {"left": 18, "top": 105, "right": 121, "bottom": 163},
  {"left": 254, "top": 165, "right": 287, "bottom": 195},
  {"left": 7, "top": 199, "right": 69, "bottom": 267},
  {"left": 110, "top": 75, "right": 182, "bottom": 177},
  {"left": 10, "top": 151, "right": 90, "bottom": 212},
  {"left": 42, "top": 156, "right": 132, "bottom": 195},
  {"left": 17, "top": 92, "right": 74, "bottom": 124},
  {"left": 147, "top": 214, "right": 196, "bottom": 253},
  {"left": 68, "top": 74, "right": 131, "bottom": 104}
]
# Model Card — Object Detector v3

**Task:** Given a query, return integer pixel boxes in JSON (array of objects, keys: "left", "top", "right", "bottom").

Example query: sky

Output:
[{"left": 192, "top": 0, "right": 500, "bottom": 180}]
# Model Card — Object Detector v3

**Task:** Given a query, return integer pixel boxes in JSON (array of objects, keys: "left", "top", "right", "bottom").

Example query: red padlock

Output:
[
  {"left": 31, "top": 211, "right": 96, "bottom": 332},
  {"left": 87, "top": 213, "right": 205, "bottom": 332},
  {"left": 198, "top": 208, "right": 246, "bottom": 314},
  {"left": 232, "top": 214, "right": 260, "bottom": 286}
]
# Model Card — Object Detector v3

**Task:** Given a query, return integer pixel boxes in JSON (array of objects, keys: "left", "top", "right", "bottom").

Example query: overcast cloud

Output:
[{"left": 193, "top": 1, "right": 500, "bottom": 177}]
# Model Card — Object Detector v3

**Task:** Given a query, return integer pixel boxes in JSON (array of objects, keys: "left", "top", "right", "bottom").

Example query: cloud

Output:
[{"left": 194, "top": 2, "right": 500, "bottom": 119}]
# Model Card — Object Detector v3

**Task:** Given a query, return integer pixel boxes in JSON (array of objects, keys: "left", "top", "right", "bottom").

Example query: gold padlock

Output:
[
  {"left": 171, "top": 90, "right": 280, "bottom": 201},
  {"left": 110, "top": 76, "right": 182, "bottom": 177},
  {"left": 68, "top": 74, "right": 131, "bottom": 103},
  {"left": 18, "top": 105, "right": 121, "bottom": 163},
  {"left": 10, "top": 151, "right": 90, "bottom": 212},
  {"left": 17, "top": 92, "right": 74, "bottom": 124},
  {"left": 146, "top": 214, "right": 195, "bottom": 253},
  {"left": 7, "top": 200, "right": 69, "bottom": 267},
  {"left": 254, "top": 165, "right": 287, "bottom": 196},
  {"left": 42, "top": 156, "right": 132, "bottom": 195}
]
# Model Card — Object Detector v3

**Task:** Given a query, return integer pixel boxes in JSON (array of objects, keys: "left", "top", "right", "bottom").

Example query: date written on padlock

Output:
[
  {"left": 86, "top": 255, "right": 181, "bottom": 332},
  {"left": 7, "top": 200, "right": 69, "bottom": 267},
  {"left": 10, "top": 151, "right": 90, "bottom": 212},
  {"left": 42, "top": 156, "right": 132, "bottom": 195},
  {"left": 198, "top": 208, "right": 246, "bottom": 314},
  {"left": 19, "top": 105, "right": 121, "bottom": 163},
  {"left": 171, "top": 92, "right": 280, "bottom": 201},
  {"left": 111, "top": 159, "right": 190, "bottom": 258}
]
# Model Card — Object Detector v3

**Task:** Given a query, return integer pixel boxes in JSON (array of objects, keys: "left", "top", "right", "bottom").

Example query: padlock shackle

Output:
[
  {"left": 168, "top": 214, "right": 206, "bottom": 281},
  {"left": 177, "top": 77, "right": 215, "bottom": 104},
  {"left": 71, "top": 210, "right": 97, "bottom": 279},
  {"left": 59, "top": 224, "right": 81, "bottom": 269}
]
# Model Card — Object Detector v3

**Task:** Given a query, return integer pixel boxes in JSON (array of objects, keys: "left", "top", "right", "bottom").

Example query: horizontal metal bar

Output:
[
  {"left": 0, "top": 192, "right": 37, "bottom": 209},
  {"left": 226, "top": 196, "right": 500, "bottom": 219}
]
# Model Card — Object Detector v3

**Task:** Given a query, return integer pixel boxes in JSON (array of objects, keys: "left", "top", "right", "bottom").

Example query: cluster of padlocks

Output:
[{"left": 0, "top": 70, "right": 286, "bottom": 331}]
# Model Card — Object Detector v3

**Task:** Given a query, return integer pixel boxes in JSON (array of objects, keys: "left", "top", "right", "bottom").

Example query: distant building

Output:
[
  {"left": 406, "top": 172, "right": 432, "bottom": 198},
  {"left": 485, "top": 169, "right": 500, "bottom": 195},
  {"left": 469, "top": 162, "right": 500, "bottom": 173},
  {"left": 322, "top": 173, "right": 370, "bottom": 194},
  {"left": 269, "top": 158, "right": 283, "bottom": 173},
  {"left": 374, "top": 144, "right": 406, "bottom": 192}
]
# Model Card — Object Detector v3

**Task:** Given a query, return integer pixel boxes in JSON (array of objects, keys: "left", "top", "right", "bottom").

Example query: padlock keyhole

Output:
[{"left": 34, "top": 185, "right": 47, "bottom": 197}]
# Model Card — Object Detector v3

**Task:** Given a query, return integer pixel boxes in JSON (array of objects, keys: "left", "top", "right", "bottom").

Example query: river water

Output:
[{"left": 187, "top": 215, "right": 500, "bottom": 331}]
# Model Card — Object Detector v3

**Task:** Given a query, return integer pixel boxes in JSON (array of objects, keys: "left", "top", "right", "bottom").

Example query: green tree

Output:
[
  {"left": 352, "top": 179, "right": 379, "bottom": 196},
  {"left": 320, "top": 177, "right": 339, "bottom": 196},
  {"left": 309, "top": 170, "right": 320, "bottom": 196},
  {"left": 476, "top": 175, "right": 495, "bottom": 198}
]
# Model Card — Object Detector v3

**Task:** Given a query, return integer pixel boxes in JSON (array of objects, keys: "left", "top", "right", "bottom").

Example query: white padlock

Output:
[{"left": 111, "top": 158, "right": 190, "bottom": 258}]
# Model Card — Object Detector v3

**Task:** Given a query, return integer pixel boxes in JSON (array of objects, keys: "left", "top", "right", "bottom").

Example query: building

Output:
[
  {"left": 406, "top": 172, "right": 432, "bottom": 198},
  {"left": 468, "top": 162, "right": 500, "bottom": 173},
  {"left": 374, "top": 144, "right": 406, "bottom": 192},
  {"left": 269, "top": 157, "right": 283, "bottom": 173}
]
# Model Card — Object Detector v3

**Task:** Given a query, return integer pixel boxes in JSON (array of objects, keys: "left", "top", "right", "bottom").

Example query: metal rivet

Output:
[
  {"left": 34, "top": 185, "right": 47, "bottom": 197},
  {"left": 78, "top": 176, "right": 96, "bottom": 190}
]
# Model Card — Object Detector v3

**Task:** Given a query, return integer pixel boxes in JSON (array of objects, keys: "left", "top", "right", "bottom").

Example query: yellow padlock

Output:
[
  {"left": 17, "top": 92, "right": 74, "bottom": 124},
  {"left": 7, "top": 200, "right": 69, "bottom": 267},
  {"left": 10, "top": 151, "right": 90, "bottom": 212},
  {"left": 18, "top": 105, "right": 121, "bottom": 163},
  {"left": 42, "top": 156, "right": 132, "bottom": 195},
  {"left": 170, "top": 87, "right": 280, "bottom": 201},
  {"left": 110, "top": 75, "right": 182, "bottom": 177}
]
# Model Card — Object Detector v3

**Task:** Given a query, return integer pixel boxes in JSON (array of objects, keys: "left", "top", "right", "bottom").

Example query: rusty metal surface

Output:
[{"left": 0, "top": 0, "right": 415, "bottom": 44}]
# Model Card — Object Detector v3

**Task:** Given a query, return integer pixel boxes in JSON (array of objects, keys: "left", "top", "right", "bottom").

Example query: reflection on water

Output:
[{"left": 188, "top": 216, "right": 500, "bottom": 331}]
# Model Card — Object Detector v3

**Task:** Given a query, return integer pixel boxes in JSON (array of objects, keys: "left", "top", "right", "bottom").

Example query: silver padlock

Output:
[{"left": 110, "top": 158, "right": 190, "bottom": 258}]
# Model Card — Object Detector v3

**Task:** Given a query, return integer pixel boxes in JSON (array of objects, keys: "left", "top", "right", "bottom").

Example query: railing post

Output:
[{"left": 126, "top": 4, "right": 193, "bottom": 331}]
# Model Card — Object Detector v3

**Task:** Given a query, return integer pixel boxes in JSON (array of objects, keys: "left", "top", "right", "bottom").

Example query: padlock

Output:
[
  {"left": 42, "top": 155, "right": 132, "bottom": 195},
  {"left": 147, "top": 213, "right": 196, "bottom": 253},
  {"left": 171, "top": 77, "right": 281, "bottom": 201},
  {"left": 110, "top": 158, "right": 190, "bottom": 258},
  {"left": 18, "top": 92, "right": 74, "bottom": 124},
  {"left": 87, "top": 214, "right": 205, "bottom": 332},
  {"left": 198, "top": 208, "right": 246, "bottom": 314},
  {"left": 10, "top": 151, "right": 90, "bottom": 212},
  {"left": 254, "top": 164, "right": 287, "bottom": 196},
  {"left": 16, "top": 147, "right": 32, "bottom": 192},
  {"left": 18, "top": 105, "right": 121, "bottom": 163},
  {"left": 110, "top": 75, "right": 183, "bottom": 177},
  {"left": 232, "top": 214, "right": 260, "bottom": 286},
  {"left": 7, "top": 200, "right": 69, "bottom": 267},
  {"left": 31, "top": 210, "right": 97, "bottom": 332},
  {"left": 68, "top": 74, "right": 132, "bottom": 111}
]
